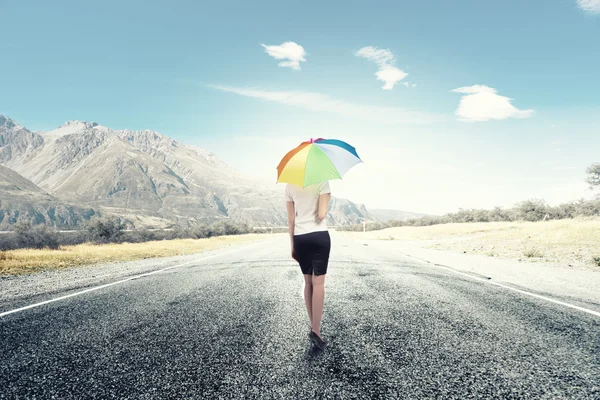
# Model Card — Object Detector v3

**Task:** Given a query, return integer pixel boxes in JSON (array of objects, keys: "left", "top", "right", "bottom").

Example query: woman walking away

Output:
[{"left": 286, "top": 180, "right": 331, "bottom": 351}]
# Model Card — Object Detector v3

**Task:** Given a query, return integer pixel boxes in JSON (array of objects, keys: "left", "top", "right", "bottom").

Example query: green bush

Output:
[
  {"left": 85, "top": 217, "right": 126, "bottom": 244},
  {"left": 121, "top": 229, "right": 159, "bottom": 243},
  {"left": 1, "top": 219, "right": 260, "bottom": 251},
  {"left": 523, "top": 248, "right": 544, "bottom": 258},
  {"left": 338, "top": 198, "right": 600, "bottom": 232},
  {"left": 13, "top": 222, "right": 60, "bottom": 250},
  {"left": 0, "top": 233, "right": 19, "bottom": 251},
  {"left": 515, "top": 198, "right": 549, "bottom": 222},
  {"left": 0, "top": 224, "right": 81, "bottom": 250},
  {"left": 56, "top": 230, "right": 91, "bottom": 246}
]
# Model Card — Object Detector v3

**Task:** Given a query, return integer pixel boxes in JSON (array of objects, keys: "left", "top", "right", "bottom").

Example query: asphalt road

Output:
[{"left": 1, "top": 234, "right": 599, "bottom": 399}]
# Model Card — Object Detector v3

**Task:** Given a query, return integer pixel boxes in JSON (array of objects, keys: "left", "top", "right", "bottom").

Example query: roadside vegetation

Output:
[
  {"left": 342, "top": 218, "right": 600, "bottom": 269},
  {"left": 0, "top": 218, "right": 281, "bottom": 252},
  {"left": 0, "top": 218, "right": 280, "bottom": 274},
  {"left": 339, "top": 197, "right": 600, "bottom": 232},
  {"left": 0, "top": 234, "right": 266, "bottom": 275},
  {"left": 341, "top": 163, "right": 600, "bottom": 232},
  {"left": 339, "top": 163, "right": 600, "bottom": 269}
]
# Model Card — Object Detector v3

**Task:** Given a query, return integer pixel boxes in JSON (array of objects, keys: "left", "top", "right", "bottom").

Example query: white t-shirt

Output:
[{"left": 285, "top": 181, "right": 331, "bottom": 235}]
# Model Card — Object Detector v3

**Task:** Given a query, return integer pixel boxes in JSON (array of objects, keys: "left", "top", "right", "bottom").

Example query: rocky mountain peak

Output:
[
  {"left": 48, "top": 120, "right": 108, "bottom": 138},
  {"left": 59, "top": 120, "right": 99, "bottom": 129},
  {"left": 0, "top": 115, "right": 21, "bottom": 130}
]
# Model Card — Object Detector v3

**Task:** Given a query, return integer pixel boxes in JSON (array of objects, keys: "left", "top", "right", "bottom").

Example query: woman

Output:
[{"left": 285, "top": 180, "right": 331, "bottom": 351}]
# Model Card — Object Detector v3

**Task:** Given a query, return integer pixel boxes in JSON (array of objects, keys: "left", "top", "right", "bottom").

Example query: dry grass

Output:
[
  {"left": 0, "top": 234, "right": 268, "bottom": 275},
  {"left": 342, "top": 218, "right": 600, "bottom": 268}
]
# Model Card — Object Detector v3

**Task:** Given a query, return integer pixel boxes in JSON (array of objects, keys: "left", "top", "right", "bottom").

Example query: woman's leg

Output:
[
  {"left": 303, "top": 274, "right": 313, "bottom": 327},
  {"left": 310, "top": 272, "right": 326, "bottom": 338},
  {"left": 311, "top": 231, "right": 330, "bottom": 339}
]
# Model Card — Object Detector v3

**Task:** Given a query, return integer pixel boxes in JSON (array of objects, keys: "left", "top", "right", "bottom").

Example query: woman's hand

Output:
[{"left": 291, "top": 247, "right": 297, "bottom": 261}]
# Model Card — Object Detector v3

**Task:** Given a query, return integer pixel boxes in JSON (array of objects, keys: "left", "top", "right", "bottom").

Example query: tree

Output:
[
  {"left": 586, "top": 163, "right": 600, "bottom": 192},
  {"left": 85, "top": 217, "right": 125, "bottom": 244},
  {"left": 13, "top": 221, "right": 59, "bottom": 249},
  {"left": 515, "top": 198, "right": 549, "bottom": 222}
]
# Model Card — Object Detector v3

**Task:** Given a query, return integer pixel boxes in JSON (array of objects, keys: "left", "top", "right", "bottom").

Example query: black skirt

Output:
[{"left": 293, "top": 230, "right": 331, "bottom": 276}]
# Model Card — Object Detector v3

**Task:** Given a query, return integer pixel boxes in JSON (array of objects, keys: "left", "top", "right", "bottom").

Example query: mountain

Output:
[
  {"left": 0, "top": 165, "right": 98, "bottom": 230},
  {"left": 0, "top": 115, "right": 44, "bottom": 166},
  {"left": 0, "top": 115, "right": 378, "bottom": 228},
  {"left": 327, "top": 197, "right": 369, "bottom": 225},
  {"left": 369, "top": 208, "right": 429, "bottom": 222}
]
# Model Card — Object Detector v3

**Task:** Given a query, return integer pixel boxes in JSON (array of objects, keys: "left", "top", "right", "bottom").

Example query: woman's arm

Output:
[
  {"left": 286, "top": 200, "right": 296, "bottom": 255},
  {"left": 317, "top": 193, "right": 331, "bottom": 222}
]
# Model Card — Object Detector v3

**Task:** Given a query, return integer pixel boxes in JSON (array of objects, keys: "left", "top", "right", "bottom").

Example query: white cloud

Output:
[
  {"left": 577, "top": 0, "right": 600, "bottom": 13},
  {"left": 452, "top": 85, "right": 497, "bottom": 95},
  {"left": 376, "top": 67, "right": 408, "bottom": 90},
  {"left": 355, "top": 47, "right": 396, "bottom": 66},
  {"left": 403, "top": 82, "right": 418, "bottom": 88},
  {"left": 209, "top": 85, "right": 448, "bottom": 124},
  {"left": 451, "top": 85, "right": 534, "bottom": 122},
  {"left": 261, "top": 41, "right": 307, "bottom": 70},
  {"left": 355, "top": 46, "right": 408, "bottom": 90}
]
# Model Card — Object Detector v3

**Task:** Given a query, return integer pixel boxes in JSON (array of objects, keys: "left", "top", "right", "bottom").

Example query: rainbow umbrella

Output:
[{"left": 276, "top": 138, "right": 362, "bottom": 187}]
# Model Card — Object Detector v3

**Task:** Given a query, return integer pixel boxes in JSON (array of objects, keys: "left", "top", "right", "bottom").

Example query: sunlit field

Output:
[
  {"left": 342, "top": 218, "right": 600, "bottom": 269},
  {"left": 0, "top": 234, "right": 270, "bottom": 275}
]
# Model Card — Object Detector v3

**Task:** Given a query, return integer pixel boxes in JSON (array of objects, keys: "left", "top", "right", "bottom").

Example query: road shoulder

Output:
[
  {"left": 361, "top": 238, "right": 600, "bottom": 314},
  {"left": 0, "top": 237, "right": 275, "bottom": 311}
]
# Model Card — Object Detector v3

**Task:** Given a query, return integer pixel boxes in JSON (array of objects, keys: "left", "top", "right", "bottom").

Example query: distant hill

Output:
[
  {"left": 0, "top": 165, "right": 98, "bottom": 230},
  {"left": 0, "top": 115, "right": 405, "bottom": 228}
]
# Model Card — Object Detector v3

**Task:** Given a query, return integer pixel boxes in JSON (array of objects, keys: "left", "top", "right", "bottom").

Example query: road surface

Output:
[{"left": 1, "top": 234, "right": 599, "bottom": 399}]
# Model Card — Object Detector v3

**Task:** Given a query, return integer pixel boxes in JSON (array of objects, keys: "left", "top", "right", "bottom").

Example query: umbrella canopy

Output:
[{"left": 276, "top": 138, "right": 362, "bottom": 187}]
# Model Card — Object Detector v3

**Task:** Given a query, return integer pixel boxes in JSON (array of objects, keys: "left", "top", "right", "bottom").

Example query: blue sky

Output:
[{"left": 1, "top": 0, "right": 599, "bottom": 214}]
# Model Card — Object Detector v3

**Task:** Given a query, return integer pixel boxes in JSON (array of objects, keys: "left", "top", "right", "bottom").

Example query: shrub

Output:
[
  {"left": 85, "top": 217, "right": 125, "bottom": 244},
  {"left": 339, "top": 198, "right": 600, "bottom": 232},
  {"left": 190, "top": 226, "right": 208, "bottom": 239},
  {"left": 574, "top": 199, "right": 600, "bottom": 217},
  {"left": 515, "top": 198, "right": 549, "bottom": 222},
  {"left": 0, "top": 234, "right": 19, "bottom": 251},
  {"left": 163, "top": 222, "right": 252, "bottom": 240},
  {"left": 207, "top": 222, "right": 225, "bottom": 237},
  {"left": 166, "top": 227, "right": 202, "bottom": 240},
  {"left": 488, "top": 206, "right": 516, "bottom": 222},
  {"left": 523, "top": 248, "right": 543, "bottom": 258},
  {"left": 12, "top": 222, "right": 60, "bottom": 250},
  {"left": 121, "top": 229, "right": 158, "bottom": 243},
  {"left": 56, "top": 230, "right": 91, "bottom": 246},
  {"left": 0, "top": 218, "right": 260, "bottom": 251}
]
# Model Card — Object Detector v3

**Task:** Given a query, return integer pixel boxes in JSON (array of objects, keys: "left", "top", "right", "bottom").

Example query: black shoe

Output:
[{"left": 309, "top": 331, "right": 328, "bottom": 350}]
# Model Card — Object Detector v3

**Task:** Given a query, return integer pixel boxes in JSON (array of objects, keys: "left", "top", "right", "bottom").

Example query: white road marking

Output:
[
  {"left": 390, "top": 250, "right": 600, "bottom": 318},
  {"left": 0, "top": 240, "right": 271, "bottom": 318}
]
